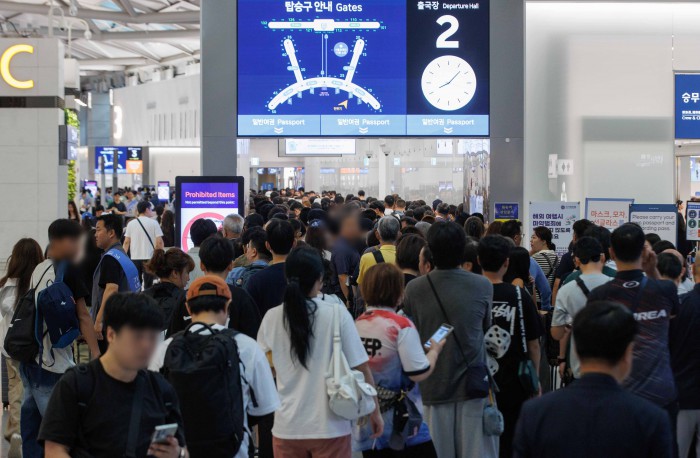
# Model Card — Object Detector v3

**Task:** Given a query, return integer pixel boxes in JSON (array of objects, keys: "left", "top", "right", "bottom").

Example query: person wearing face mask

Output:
[
  {"left": 124, "top": 201, "right": 164, "bottom": 289},
  {"left": 142, "top": 249, "right": 195, "bottom": 336}
]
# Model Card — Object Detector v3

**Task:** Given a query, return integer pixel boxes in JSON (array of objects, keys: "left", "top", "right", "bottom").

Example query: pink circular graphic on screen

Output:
[{"left": 181, "top": 212, "right": 224, "bottom": 252}]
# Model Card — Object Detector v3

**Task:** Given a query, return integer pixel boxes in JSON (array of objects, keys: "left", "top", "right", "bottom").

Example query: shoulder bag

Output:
[
  {"left": 426, "top": 274, "right": 489, "bottom": 399},
  {"left": 515, "top": 286, "right": 540, "bottom": 397},
  {"left": 326, "top": 301, "right": 377, "bottom": 420},
  {"left": 136, "top": 217, "right": 155, "bottom": 249}
]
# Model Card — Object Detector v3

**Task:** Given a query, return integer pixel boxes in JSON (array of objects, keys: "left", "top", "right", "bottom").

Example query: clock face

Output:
[{"left": 421, "top": 55, "right": 477, "bottom": 112}]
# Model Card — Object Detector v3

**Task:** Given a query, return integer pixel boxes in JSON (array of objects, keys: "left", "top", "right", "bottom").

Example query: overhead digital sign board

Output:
[
  {"left": 237, "top": 0, "right": 489, "bottom": 137},
  {"left": 675, "top": 73, "right": 700, "bottom": 139}
]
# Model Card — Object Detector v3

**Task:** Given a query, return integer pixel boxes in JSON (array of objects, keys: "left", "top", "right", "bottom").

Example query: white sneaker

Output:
[{"left": 8, "top": 433, "right": 22, "bottom": 458}]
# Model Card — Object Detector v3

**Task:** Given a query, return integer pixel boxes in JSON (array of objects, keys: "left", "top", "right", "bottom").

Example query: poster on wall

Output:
[
  {"left": 529, "top": 202, "right": 580, "bottom": 257},
  {"left": 629, "top": 204, "right": 677, "bottom": 246},
  {"left": 584, "top": 198, "right": 634, "bottom": 230},
  {"left": 494, "top": 202, "right": 519, "bottom": 221},
  {"left": 175, "top": 177, "right": 244, "bottom": 252},
  {"left": 237, "top": 0, "right": 489, "bottom": 137},
  {"left": 686, "top": 201, "right": 700, "bottom": 241}
]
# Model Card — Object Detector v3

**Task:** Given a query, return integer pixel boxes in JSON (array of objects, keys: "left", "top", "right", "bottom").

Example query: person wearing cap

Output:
[
  {"left": 150, "top": 276, "right": 280, "bottom": 458},
  {"left": 124, "top": 200, "right": 164, "bottom": 289}
]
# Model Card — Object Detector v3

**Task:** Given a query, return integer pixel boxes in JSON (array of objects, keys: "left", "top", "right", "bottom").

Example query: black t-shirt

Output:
[
  {"left": 554, "top": 251, "right": 576, "bottom": 282},
  {"left": 228, "top": 285, "right": 262, "bottom": 339},
  {"left": 51, "top": 261, "right": 90, "bottom": 301},
  {"left": 670, "top": 284, "right": 700, "bottom": 409},
  {"left": 490, "top": 283, "right": 544, "bottom": 407},
  {"left": 167, "top": 285, "right": 261, "bottom": 340},
  {"left": 245, "top": 263, "right": 286, "bottom": 317},
  {"left": 108, "top": 201, "right": 126, "bottom": 213},
  {"left": 588, "top": 270, "right": 678, "bottom": 407},
  {"left": 98, "top": 256, "right": 126, "bottom": 288},
  {"left": 38, "top": 359, "right": 185, "bottom": 457}
]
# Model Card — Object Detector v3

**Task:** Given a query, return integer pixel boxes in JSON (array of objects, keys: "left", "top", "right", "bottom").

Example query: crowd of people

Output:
[{"left": 0, "top": 188, "right": 696, "bottom": 458}]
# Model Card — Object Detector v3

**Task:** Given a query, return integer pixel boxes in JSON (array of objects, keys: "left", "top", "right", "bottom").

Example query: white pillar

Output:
[{"left": 0, "top": 38, "right": 65, "bottom": 258}]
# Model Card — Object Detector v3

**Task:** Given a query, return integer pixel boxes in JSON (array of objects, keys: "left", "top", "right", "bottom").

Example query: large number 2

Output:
[{"left": 436, "top": 15, "right": 459, "bottom": 49}]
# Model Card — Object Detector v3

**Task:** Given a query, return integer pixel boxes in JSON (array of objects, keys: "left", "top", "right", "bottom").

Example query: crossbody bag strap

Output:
[
  {"left": 515, "top": 286, "right": 528, "bottom": 355},
  {"left": 135, "top": 217, "right": 155, "bottom": 249},
  {"left": 426, "top": 274, "right": 479, "bottom": 368},
  {"left": 332, "top": 301, "right": 342, "bottom": 379},
  {"left": 124, "top": 372, "right": 146, "bottom": 458}
]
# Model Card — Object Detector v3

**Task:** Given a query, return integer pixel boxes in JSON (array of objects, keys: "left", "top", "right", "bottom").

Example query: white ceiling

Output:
[{"left": 0, "top": 0, "right": 200, "bottom": 74}]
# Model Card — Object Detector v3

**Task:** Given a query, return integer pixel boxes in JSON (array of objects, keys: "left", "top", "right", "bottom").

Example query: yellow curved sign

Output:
[{"left": 0, "top": 44, "right": 35, "bottom": 90}]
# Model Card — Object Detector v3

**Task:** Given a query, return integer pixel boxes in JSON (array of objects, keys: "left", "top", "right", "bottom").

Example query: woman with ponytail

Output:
[
  {"left": 142, "top": 248, "right": 194, "bottom": 333},
  {"left": 258, "top": 246, "right": 383, "bottom": 458}
]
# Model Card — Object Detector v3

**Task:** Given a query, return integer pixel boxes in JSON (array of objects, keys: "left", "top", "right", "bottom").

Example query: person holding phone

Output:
[
  {"left": 354, "top": 263, "right": 445, "bottom": 457},
  {"left": 39, "top": 294, "right": 187, "bottom": 458}
]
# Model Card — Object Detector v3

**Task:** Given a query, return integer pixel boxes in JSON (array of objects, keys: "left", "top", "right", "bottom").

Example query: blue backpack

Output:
[{"left": 36, "top": 262, "right": 80, "bottom": 354}]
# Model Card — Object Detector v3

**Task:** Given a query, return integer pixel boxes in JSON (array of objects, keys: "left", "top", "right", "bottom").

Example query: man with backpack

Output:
[
  {"left": 356, "top": 216, "right": 400, "bottom": 286},
  {"left": 226, "top": 227, "right": 271, "bottom": 289},
  {"left": 168, "top": 237, "right": 261, "bottom": 340},
  {"left": 10, "top": 220, "right": 100, "bottom": 458},
  {"left": 92, "top": 214, "right": 141, "bottom": 353},
  {"left": 40, "top": 293, "right": 187, "bottom": 458},
  {"left": 551, "top": 237, "right": 612, "bottom": 382},
  {"left": 150, "top": 276, "right": 279, "bottom": 458}
]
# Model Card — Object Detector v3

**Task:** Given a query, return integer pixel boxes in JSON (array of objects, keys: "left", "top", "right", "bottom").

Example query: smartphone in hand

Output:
[{"left": 424, "top": 324, "right": 454, "bottom": 349}]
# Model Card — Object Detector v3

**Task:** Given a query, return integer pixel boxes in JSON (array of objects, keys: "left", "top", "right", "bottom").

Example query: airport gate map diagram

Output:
[{"left": 238, "top": 0, "right": 490, "bottom": 137}]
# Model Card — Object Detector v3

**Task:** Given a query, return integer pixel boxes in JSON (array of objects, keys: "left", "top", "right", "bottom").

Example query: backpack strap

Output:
[
  {"left": 74, "top": 363, "right": 96, "bottom": 449},
  {"left": 574, "top": 277, "right": 591, "bottom": 297},
  {"left": 54, "top": 261, "right": 67, "bottom": 284},
  {"left": 372, "top": 250, "right": 385, "bottom": 264},
  {"left": 125, "top": 371, "right": 146, "bottom": 458}
]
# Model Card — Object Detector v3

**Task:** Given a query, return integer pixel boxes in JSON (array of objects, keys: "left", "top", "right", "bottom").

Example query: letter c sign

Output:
[{"left": 0, "top": 44, "right": 35, "bottom": 89}]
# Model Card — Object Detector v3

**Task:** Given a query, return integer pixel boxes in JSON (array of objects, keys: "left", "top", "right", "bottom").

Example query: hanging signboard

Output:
[
  {"left": 629, "top": 204, "right": 677, "bottom": 246},
  {"left": 529, "top": 201, "right": 580, "bottom": 256},
  {"left": 685, "top": 201, "right": 700, "bottom": 241},
  {"left": 585, "top": 198, "right": 634, "bottom": 230}
]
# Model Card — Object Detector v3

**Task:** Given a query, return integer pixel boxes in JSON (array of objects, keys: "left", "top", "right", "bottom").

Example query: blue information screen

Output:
[
  {"left": 237, "top": 0, "right": 489, "bottom": 137},
  {"left": 675, "top": 74, "right": 700, "bottom": 139}
]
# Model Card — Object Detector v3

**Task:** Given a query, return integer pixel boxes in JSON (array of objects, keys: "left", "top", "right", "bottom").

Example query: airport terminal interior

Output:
[{"left": 0, "top": 0, "right": 699, "bottom": 457}]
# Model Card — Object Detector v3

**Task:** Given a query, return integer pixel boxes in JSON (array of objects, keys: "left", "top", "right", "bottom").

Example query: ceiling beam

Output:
[
  {"left": 115, "top": 0, "right": 138, "bottom": 17},
  {"left": 44, "top": 27, "right": 199, "bottom": 42},
  {"left": 106, "top": 41, "right": 160, "bottom": 62},
  {"left": 0, "top": 1, "right": 200, "bottom": 24}
]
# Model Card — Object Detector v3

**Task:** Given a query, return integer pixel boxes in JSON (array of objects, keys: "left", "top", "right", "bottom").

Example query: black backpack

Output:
[
  {"left": 142, "top": 284, "right": 185, "bottom": 331},
  {"left": 4, "top": 264, "right": 52, "bottom": 363},
  {"left": 163, "top": 323, "right": 249, "bottom": 458}
]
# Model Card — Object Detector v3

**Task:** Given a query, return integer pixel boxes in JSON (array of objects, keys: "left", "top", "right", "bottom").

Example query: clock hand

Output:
[{"left": 439, "top": 72, "right": 461, "bottom": 89}]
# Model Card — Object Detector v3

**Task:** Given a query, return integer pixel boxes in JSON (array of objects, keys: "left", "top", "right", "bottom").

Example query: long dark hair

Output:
[
  {"left": 504, "top": 246, "right": 531, "bottom": 286},
  {"left": 68, "top": 201, "right": 80, "bottom": 221},
  {"left": 283, "top": 246, "right": 325, "bottom": 369},
  {"left": 0, "top": 238, "right": 44, "bottom": 307}
]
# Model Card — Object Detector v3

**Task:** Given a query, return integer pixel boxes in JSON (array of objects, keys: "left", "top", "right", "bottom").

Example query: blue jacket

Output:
[{"left": 529, "top": 257, "right": 552, "bottom": 310}]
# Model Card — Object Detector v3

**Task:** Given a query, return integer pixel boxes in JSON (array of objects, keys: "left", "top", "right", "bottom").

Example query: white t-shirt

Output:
[
  {"left": 0, "top": 278, "right": 18, "bottom": 358},
  {"left": 125, "top": 216, "right": 163, "bottom": 260},
  {"left": 257, "top": 295, "right": 369, "bottom": 440},
  {"left": 150, "top": 323, "right": 280, "bottom": 458},
  {"left": 552, "top": 272, "right": 612, "bottom": 377},
  {"left": 31, "top": 260, "right": 75, "bottom": 374}
]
